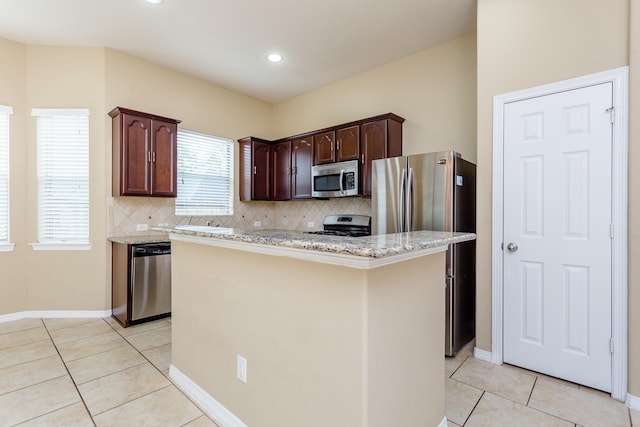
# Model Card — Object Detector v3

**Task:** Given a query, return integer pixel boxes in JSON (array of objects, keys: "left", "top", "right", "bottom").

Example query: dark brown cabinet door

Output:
[
  {"left": 151, "top": 120, "right": 178, "bottom": 197},
  {"left": 291, "top": 137, "right": 313, "bottom": 199},
  {"left": 336, "top": 125, "right": 360, "bottom": 162},
  {"left": 360, "top": 117, "right": 403, "bottom": 196},
  {"left": 120, "top": 114, "right": 152, "bottom": 196},
  {"left": 272, "top": 140, "right": 291, "bottom": 201},
  {"left": 361, "top": 119, "right": 388, "bottom": 197},
  {"left": 313, "top": 131, "right": 335, "bottom": 165},
  {"left": 110, "top": 107, "right": 180, "bottom": 197},
  {"left": 238, "top": 139, "right": 253, "bottom": 201},
  {"left": 252, "top": 140, "right": 271, "bottom": 200}
]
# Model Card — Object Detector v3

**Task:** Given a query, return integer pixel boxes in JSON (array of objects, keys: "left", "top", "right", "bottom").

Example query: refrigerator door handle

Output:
[
  {"left": 407, "top": 167, "right": 414, "bottom": 231},
  {"left": 399, "top": 168, "right": 407, "bottom": 232},
  {"left": 445, "top": 275, "right": 454, "bottom": 356}
]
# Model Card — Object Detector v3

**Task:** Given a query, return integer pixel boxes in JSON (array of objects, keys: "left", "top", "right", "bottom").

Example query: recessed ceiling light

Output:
[
  {"left": 145, "top": 0, "right": 163, "bottom": 4},
  {"left": 267, "top": 53, "right": 283, "bottom": 63}
]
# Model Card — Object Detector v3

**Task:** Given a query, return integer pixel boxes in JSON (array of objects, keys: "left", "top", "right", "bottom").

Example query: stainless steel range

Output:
[{"left": 306, "top": 214, "right": 371, "bottom": 237}]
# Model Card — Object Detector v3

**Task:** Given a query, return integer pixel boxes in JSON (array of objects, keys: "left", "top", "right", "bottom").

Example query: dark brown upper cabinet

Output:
[
  {"left": 272, "top": 140, "right": 292, "bottom": 201},
  {"left": 238, "top": 113, "right": 404, "bottom": 200},
  {"left": 238, "top": 137, "right": 271, "bottom": 201},
  {"left": 360, "top": 116, "right": 403, "bottom": 196},
  {"left": 336, "top": 125, "right": 360, "bottom": 162},
  {"left": 313, "top": 131, "right": 335, "bottom": 165},
  {"left": 290, "top": 137, "right": 313, "bottom": 199},
  {"left": 110, "top": 107, "right": 180, "bottom": 197}
]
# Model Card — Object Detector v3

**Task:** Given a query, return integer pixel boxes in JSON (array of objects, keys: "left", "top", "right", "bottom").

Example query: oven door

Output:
[{"left": 312, "top": 160, "right": 359, "bottom": 198}]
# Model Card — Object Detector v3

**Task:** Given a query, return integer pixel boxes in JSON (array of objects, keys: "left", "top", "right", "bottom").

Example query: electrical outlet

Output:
[
  {"left": 158, "top": 223, "right": 169, "bottom": 227},
  {"left": 254, "top": 221, "right": 261, "bottom": 227},
  {"left": 237, "top": 355, "right": 247, "bottom": 383},
  {"left": 136, "top": 224, "right": 149, "bottom": 231},
  {"left": 307, "top": 222, "right": 314, "bottom": 228}
]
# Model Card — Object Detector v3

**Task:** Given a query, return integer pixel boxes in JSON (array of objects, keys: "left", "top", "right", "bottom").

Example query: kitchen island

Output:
[{"left": 152, "top": 225, "right": 475, "bottom": 427}]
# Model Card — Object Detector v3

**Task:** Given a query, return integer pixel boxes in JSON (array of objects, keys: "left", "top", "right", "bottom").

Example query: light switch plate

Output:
[{"left": 237, "top": 355, "right": 247, "bottom": 383}]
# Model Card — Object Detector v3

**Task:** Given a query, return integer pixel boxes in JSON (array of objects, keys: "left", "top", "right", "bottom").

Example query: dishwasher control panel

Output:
[{"left": 133, "top": 243, "right": 171, "bottom": 256}]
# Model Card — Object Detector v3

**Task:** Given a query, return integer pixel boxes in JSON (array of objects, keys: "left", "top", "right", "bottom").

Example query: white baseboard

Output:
[
  {"left": 169, "top": 365, "right": 248, "bottom": 427},
  {"left": 473, "top": 347, "right": 493, "bottom": 363},
  {"left": 438, "top": 416, "right": 448, "bottom": 427},
  {"left": 627, "top": 393, "right": 640, "bottom": 411},
  {"left": 0, "top": 310, "right": 112, "bottom": 323}
]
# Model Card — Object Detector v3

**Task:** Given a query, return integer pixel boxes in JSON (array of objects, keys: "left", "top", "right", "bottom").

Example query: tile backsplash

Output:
[{"left": 109, "top": 196, "right": 372, "bottom": 237}]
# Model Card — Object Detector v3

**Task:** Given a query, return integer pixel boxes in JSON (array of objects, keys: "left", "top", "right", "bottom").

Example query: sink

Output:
[{"left": 175, "top": 225, "right": 232, "bottom": 234}]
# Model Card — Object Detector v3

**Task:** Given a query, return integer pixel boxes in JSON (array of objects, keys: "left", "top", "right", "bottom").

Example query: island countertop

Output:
[{"left": 150, "top": 225, "right": 475, "bottom": 268}]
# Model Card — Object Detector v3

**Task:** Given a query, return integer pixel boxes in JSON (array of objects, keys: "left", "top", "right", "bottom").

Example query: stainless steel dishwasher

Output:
[{"left": 131, "top": 242, "right": 171, "bottom": 322}]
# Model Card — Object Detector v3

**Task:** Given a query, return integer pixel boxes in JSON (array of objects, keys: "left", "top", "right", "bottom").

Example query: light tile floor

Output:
[
  {"left": 446, "top": 341, "right": 640, "bottom": 427},
  {"left": 1, "top": 317, "right": 638, "bottom": 426},
  {"left": 0, "top": 317, "right": 218, "bottom": 427}
]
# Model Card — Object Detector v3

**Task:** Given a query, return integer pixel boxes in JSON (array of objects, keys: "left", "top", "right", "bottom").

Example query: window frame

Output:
[
  {"left": 31, "top": 108, "right": 92, "bottom": 251},
  {"left": 175, "top": 129, "right": 234, "bottom": 217},
  {"left": 0, "top": 105, "right": 14, "bottom": 252}
]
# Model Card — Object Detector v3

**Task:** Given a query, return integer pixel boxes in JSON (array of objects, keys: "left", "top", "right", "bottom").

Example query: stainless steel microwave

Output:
[{"left": 311, "top": 160, "right": 359, "bottom": 198}]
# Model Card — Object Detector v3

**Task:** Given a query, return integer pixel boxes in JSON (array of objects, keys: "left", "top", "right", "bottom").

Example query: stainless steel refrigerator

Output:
[{"left": 371, "top": 150, "right": 476, "bottom": 356}]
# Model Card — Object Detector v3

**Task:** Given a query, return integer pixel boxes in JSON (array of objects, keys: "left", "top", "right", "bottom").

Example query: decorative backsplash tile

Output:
[{"left": 109, "top": 197, "right": 372, "bottom": 237}]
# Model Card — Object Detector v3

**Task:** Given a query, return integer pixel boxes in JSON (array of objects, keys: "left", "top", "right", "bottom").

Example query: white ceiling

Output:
[{"left": 0, "top": 0, "right": 476, "bottom": 104}]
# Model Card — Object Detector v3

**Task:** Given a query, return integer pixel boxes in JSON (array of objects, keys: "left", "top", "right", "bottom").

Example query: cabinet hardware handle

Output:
[
  {"left": 337, "top": 141, "right": 340, "bottom": 151},
  {"left": 148, "top": 152, "right": 151, "bottom": 163},
  {"left": 254, "top": 166, "right": 257, "bottom": 175},
  {"left": 361, "top": 154, "right": 365, "bottom": 164},
  {"left": 152, "top": 152, "right": 156, "bottom": 162}
]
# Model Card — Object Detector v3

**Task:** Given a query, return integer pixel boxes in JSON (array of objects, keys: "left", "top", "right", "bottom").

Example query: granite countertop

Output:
[
  {"left": 108, "top": 234, "right": 171, "bottom": 245},
  {"left": 149, "top": 225, "right": 475, "bottom": 259}
]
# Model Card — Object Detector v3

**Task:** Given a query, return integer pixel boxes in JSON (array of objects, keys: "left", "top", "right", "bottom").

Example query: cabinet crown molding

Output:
[
  {"left": 237, "top": 112, "right": 404, "bottom": 145},
  {"left": 109, "top": 106, "right": 181, "bottom": 124}
]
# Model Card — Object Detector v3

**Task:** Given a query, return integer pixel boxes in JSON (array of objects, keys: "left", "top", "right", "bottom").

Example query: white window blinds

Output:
[
  {"left": 32, "top": 109, "right": 90, "bottom": 246},
  {"left": 176, "top": 130, "right": 233, "bottom": 216},
  {"left": 0, "top": 105, "right": 12, "bottom": 243}
]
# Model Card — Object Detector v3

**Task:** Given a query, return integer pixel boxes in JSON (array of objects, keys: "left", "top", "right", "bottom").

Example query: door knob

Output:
[{"left": 507, "top": 243, "right": 519, "bottom": 252}]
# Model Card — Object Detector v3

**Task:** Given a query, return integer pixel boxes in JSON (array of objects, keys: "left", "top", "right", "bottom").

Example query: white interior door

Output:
[{"left": 502, "top": 82, "right": 613, "bottom": 392}]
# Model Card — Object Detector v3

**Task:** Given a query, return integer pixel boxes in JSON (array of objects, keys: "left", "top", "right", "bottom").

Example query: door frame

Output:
[{"left": 491, "top": 67, "right": 629, "bottom": 401}]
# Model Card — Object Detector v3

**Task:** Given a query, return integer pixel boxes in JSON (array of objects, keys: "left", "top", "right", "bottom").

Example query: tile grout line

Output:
[
  {"left": 526, "top": 376, "right": 537, "bottom": 407},
  {"left": 0, "top": 341, "right": 59, "bottom": 374},
  {"left": 447, "top": 354, "right": 470, "bottom": 378},
  {"left": 42, "top": 317, "right": 174, "bottom": 424},
  {"left": 39, "top": 318, "right": 98, "bottom": 427},
  {"left": 462, "top": 390, "right": 485, "bottom": 426},
  {"left": 103, "top": 317, "right": 217, "bottom": 426}
]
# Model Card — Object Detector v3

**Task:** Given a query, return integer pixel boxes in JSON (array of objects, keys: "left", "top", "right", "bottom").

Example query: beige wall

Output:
[
  {"left": 476, "top": 0, "right": 635, "bottom": 393},
  {"left": 0, "top": 38, "right": 27, "bottom": 314},
  {"left": 104, "top": 49, "right": 273, "bottom": 142},
  {"left": 172, "top": 240, "right": 446, "bottom": 426},
  {"left": 0, "top": 43, "right": 274, "bottom": 315},
  {"left": 273, "top": 33, "right": 478, "bottom": 163},
  {"left": 0, "top": 45, "right": 109, "bottom": 311}
]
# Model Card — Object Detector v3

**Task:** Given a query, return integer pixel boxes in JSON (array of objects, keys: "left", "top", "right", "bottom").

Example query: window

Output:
[
  {"left": 176, "top": 130, "right": 233, "bottom": 216},
  {"left": 0, "top": 105, "right": 12, "bottom": 250},
  {"left": 32, "top": 109, "right": 90, "bottom": 250}
]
